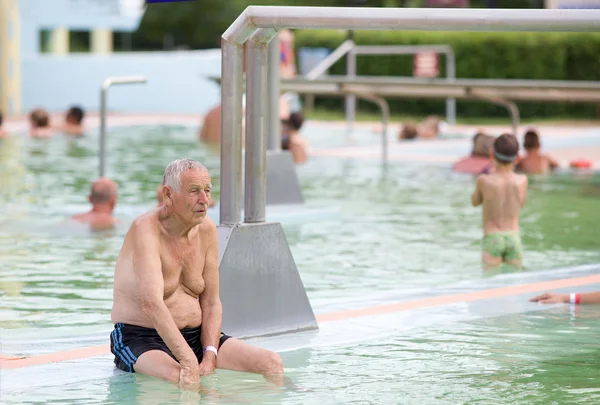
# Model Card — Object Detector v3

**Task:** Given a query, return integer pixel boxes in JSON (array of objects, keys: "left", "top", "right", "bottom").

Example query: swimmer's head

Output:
[
  {"left": 493, "top": 133, "right": 519, "bottom": 164},
  {"left": 523, "top": 129, "right": 540, "bottom": 151},
  {"left": 66, "top": 106, "right": 85, "bottom": 125},
  {"left": 161, "top": 159, "right": 211, "bottom": 222},
  {"left": 30, "top": 108, "right": 50, "bottom": 128},
  {"left": 89, "top": 177, "right": 118, "bottom": 210},
  {"left": 282, "top": 112, "right": 304, "bottom": 133},
  {"left": 472, "top": 132, "right": 496, "bottom": 158},
  {"left": 399, "top": 122, "right": 418, "bottom": 140}
]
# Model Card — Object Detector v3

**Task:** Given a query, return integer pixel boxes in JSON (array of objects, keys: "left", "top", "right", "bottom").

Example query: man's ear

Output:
[
  {"left": 163, "top": 186, "right": 172, "bottom": 206},
  {"left": 488, "top": 148, "right": 494, "bottom": 160}
]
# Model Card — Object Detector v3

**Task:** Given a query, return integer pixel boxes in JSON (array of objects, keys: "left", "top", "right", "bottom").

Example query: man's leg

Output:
[
  {"left": 134, "top": 350, "right": 181, "bottom": 384},
  {"left": 216, "top": 338, "right": 284, "bottom": 385}
]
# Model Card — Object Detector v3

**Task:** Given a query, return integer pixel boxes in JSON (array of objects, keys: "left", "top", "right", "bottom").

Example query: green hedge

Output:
[{"left": 294, "top": 30, "right": 600, "bottom": 119}]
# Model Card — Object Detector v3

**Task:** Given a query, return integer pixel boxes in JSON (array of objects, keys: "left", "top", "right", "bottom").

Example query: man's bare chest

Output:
[{"left": 160, "top": 238, "right": 207, "bottom": 297}]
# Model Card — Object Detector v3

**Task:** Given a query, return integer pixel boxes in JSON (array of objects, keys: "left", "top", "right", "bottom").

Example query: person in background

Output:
[
  {"left": 515, "top": 129, "right": 559, "bottom": 175},
  {"left": 0, "top": 111, "right": 6, "bottom": 138},
  {"left": 398, "top": 116, "right": 443, "bottom": 141},
  {"left": 453, "top": 132, "right": 496, "bottom": 175},
  {"left": 71, "top": 178, "right": 119, "bottom": 230},
  {"left": 471, "top": 134, "right": 528, "bottom": 269},
  {"left": 281, "top": 112, "right": 309, "bottom": 164},
  {"left": 29, "top": 108, "right": 53, "bottom": 138},
  {"left": 398, "top": 122, "right": 418, "bottom": 141},
  {"left": 62, "top": 106, "right": 86, "bottom": 136},
  {"left": 418, "top": 115, "right": 441, "bottom": 139}
]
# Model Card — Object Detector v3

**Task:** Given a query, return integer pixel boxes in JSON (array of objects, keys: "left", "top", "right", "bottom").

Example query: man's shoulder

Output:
[
  {"left": 199, "top": 216, "right": 217, "bottom": 236},
  {"left": 130, "top": 209, "right": 160, "bottom": 235}
]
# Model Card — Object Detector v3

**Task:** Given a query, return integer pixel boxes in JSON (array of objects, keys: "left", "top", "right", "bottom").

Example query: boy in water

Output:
[
  {"left": 471, "top": 134, "right": 528, "bottom": 268},
  {"left": 516, "top": 129, "right": 559, "bottom": 175}
]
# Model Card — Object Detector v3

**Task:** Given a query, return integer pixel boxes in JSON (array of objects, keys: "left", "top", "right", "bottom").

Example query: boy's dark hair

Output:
[
  {"left": 283, "top": 112, "right": 304, "bottom": 132},
  {"left": 0, "top": 110, "right": 3, "bottom": 127},
  {"left": 30, "top": 108, "right": 50, "bottom": 127},
  {"left": 66, "top": 106, "right": 85, "bottom": 124},
  {"left": 493, "top": 133, "right": 519, "bottom": 164},
  {"left": 399, "top": 122, "right": 418, "bottom": 140},
  {"left": 523, "top": 129, "right": 540, "bottom": 151}
]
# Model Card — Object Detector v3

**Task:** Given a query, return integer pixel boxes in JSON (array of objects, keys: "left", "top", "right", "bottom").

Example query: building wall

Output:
[
  {"left": 21, "top": 50, "right": 223, "bottom": 115},
  {"left": 0, "top": 0, "right": 22, "bottom": 116}
]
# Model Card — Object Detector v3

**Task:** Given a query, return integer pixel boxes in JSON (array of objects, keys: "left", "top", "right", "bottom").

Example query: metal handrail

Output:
[
  {"left": 99, "top": 76, "right": 147, "bottom": 177},
  {"left": 304, "top": 40, "right": 456, "bottom": 130}
]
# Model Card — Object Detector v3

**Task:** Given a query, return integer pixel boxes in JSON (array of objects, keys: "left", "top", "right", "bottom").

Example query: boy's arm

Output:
[
  {"left": 520, "top": 175, "right": 529, "bottom": 207},
  {"left": 471, "top": 175, "right": 485, "bottom": 207}
]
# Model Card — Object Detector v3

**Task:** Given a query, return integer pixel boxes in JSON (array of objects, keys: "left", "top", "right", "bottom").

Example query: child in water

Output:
[{"left": 471, "top": 133, "right": 528, "bottom": 269}]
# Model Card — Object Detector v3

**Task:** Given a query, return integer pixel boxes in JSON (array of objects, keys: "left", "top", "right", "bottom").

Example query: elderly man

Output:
[
  {"left": 71, "top": 177, "right": 119, "bottom": 230},
  {"left": 110, "top": 158, "right": 283, "bottom": 388}
]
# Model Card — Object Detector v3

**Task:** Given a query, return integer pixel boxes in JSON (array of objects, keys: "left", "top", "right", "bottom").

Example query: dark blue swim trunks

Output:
[{"left": 110, "top": 322, "right": 231, "bottom": 372}]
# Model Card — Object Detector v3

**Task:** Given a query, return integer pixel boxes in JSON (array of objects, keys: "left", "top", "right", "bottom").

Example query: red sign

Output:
[{"left": 413, "top": 52, "right": 439, "bottom": 78}]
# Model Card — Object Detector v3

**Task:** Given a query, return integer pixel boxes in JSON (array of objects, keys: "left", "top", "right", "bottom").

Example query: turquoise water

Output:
[{"left": 1, "top": 125, "right": 600, "bottom": 403}]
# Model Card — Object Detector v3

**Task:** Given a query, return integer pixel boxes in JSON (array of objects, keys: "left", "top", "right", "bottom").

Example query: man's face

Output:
[{"left": 171, "top": 169, "right": 212, "bottom": 225}]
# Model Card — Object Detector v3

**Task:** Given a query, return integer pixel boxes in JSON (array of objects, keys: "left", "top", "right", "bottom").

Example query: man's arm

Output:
[
  {"left": 199, "top": 221, "right": 223, "bottom": 367},
  {"left": 471, "top": 175, "right": 485, "bottom": 207},
  {"left": 132, "top": 220, "right": 197, "bottom": 369}
]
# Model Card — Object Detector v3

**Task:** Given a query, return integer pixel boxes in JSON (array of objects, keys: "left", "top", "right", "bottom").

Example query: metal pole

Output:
[
  {"left": 245, "top": 28, "right": 276, "bottom": 223},
  {"left": 267, "top": 34, "right": 281, "bottom": 151},
  {"left": 245, "top": 7, "right": 600, "bottom": 32},
  {"left": 99, "top": 87, "right": 108, "bottom": 177},
  {"left": 446, "top": 49, "right": 456, "bottom": 125},
  {"left": 99, "top": 76, "right": 147, "bottom": 178},
  {"left": 345, "top": 46, "right": 357, "bottom": 136},
  {"left": 305, "top": 39, "right": 354, "bottom": 80},
  {"left": 219, "top": 40, "right": 245, "bottom": 226},
  {"left": 346, "top": 90, "right": 390, "bottom": 164}
]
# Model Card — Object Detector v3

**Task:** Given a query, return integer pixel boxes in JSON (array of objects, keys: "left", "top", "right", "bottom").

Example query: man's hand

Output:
[
  {"left": 529, "top": 292, "right": 568, "bottom": 304},
  {"left": 179, "top": 362, "right": 200, "bottom": 387},
  {"left": 198, "top": 351, "right": 217, "bottom": 377}
]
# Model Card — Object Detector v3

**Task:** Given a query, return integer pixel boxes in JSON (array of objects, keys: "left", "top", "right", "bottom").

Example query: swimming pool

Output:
[{"left": 1, "top": 124, "right": 600, "bottom": 404}]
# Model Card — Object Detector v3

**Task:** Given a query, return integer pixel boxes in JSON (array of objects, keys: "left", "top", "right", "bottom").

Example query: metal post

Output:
[
  {"left": 267, "top": 34, "right": 281, "bottom": 151},
  {"left": 245, "top": 28, "right": 277, "bottom": 223},
  {"left": 99, "top": 76, "right": 147, "bottom": 178},
  {"left": 446, "top": 49, "right": 456, "bottom": 125},
  {"left": 345, "top": 47, "right": 357, "bottom": 136},
  {"left": 220, "top": 40, "right": 245, "bottom": 225}
]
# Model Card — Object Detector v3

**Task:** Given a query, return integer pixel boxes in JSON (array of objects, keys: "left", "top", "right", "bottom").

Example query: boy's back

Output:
[
  {"left": 471, "top": 133, "right": 528, "bottom": 268},
  {"left": 479, "top": 171, "right": 528, "bottom": 235},
  {"left": 517, "top": 153, "right": 558, "bottom": 175}
]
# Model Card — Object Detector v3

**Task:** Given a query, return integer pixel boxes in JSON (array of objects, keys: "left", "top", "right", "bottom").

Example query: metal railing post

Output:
[
  {"left": 267, "top": 34, "right": 281, "bottom": 151},
  {"left": 245, "top": 28, "right": 277, "bottom": 223},
  {"left": 445, "top": 49, "right": 456, "bottom": 125},
  {"left": 99, "top": 76, "right": 147, "bottom": 178}
]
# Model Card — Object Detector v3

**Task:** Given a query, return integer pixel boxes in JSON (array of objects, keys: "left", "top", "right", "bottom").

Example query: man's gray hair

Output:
[{"left": 162, "top": 158, "right": 208, "bottom": 192}]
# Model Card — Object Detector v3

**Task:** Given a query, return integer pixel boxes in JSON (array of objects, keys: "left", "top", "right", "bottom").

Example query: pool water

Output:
[{"left": 1, "top": 124, "right": 600, "bottom": 404}]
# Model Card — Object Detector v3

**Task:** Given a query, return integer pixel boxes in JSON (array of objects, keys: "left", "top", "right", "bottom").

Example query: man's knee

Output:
[{"left": 262, "top": 350, "right": 283, "bottom": 375}]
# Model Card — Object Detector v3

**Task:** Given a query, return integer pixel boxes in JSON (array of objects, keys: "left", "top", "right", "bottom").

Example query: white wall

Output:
[{"left": 21, "top": 49, "right": 223, "bottom": 115}]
